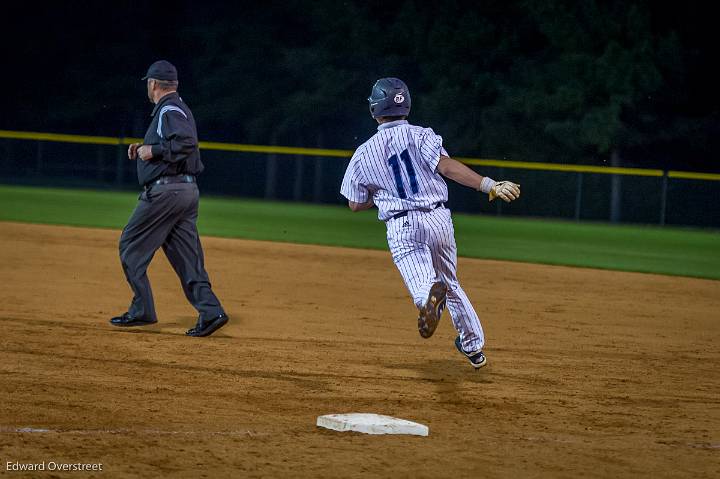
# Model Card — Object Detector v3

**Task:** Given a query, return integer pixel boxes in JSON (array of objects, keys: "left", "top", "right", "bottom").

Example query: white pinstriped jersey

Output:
[{"left": 340, "top": 120, "right": 449, "bottom": 221}]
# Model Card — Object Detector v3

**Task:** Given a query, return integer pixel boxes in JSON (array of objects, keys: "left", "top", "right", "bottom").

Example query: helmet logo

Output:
[{"left": 394, "top": 93, "right": 405, "bottom": 104}]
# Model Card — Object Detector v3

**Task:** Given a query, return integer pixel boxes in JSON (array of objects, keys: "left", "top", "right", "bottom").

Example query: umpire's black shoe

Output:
[
  {"left": 186, "top": 313, "right": 229, "bottom": 337},
  {"left": 109, "top": 312, "right": 157, "bottom": 327}
]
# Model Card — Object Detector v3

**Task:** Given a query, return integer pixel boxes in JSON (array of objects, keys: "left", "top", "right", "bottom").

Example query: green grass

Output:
[{"left": 1, "top": 185, "right": 718, "bottom": 280}]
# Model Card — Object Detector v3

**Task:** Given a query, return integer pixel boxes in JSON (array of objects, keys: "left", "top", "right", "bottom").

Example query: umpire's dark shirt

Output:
[{"left": 137, "top": 92, "right": 204, "bottom": 186}]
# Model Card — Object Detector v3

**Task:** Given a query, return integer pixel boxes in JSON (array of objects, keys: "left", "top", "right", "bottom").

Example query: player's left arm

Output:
[
  {"left": 437, "top": 155, "right": 520, "bottom": 202},
  {"left": 348, "top": 196, "right": 375, "bottom": 212},
  {"left": 341, "top": 152, "right": 376, "bottom": 212}
]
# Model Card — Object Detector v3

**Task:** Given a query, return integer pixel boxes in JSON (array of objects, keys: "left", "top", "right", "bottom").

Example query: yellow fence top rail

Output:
[
  {"left": 0, "top": 129, "right": 126, "bottom": 146},
  {"left": 456, "top": 157, "right": 666, "bottom": 177},
  {"left": 1, "top": 129, "right": 719, "bottom": 181},
  {"left": 199, "top": 140, "right": 351, "bottom": 158}
]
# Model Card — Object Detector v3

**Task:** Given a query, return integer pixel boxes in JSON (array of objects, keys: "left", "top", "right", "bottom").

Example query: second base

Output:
[{"left": 316, "top": 413, "right": 428, "bottom": 436}]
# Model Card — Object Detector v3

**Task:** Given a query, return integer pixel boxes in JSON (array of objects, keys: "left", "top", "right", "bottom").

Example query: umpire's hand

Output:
[
  {"left": 128, "top": 143, "right": 141, "bottom": 160},
  {"left": 137, "top": 145, "right": 153, "bottom": 161}
]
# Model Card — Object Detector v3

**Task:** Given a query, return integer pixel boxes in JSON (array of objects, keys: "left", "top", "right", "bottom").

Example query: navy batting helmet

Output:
[{"left": 368, "top": 78, "right": 411, "bottom": 118}]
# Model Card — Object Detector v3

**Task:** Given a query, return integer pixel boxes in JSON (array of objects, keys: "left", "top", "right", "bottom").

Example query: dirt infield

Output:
[{"left": 0, "top": 222, "right": 718, "bottom": 478}]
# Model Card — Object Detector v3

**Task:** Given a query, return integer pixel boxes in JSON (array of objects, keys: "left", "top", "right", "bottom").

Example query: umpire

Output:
[{"left": 110, "top": 60, "right": 228, "bottom": 337}]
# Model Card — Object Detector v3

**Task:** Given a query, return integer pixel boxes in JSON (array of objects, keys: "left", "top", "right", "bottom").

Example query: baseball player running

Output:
[{"left": 340, "top": 78, "right": 520, "bottom": 368}]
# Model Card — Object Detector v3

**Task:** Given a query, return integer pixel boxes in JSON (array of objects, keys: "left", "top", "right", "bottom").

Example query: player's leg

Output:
[
  {"left": 387, "top": 213, "right": 447, "bottom": 338},
  {"left": 386, "top": 214, "right": 438, "bottom": 310},
  {"left": 426, "top": 208, "right": 485, "bottom": 353},
  {"left": 161, "top": 183, "right": 225, "bottom": 323},
  {"left": 117, "top": 186, "right": 180, "bottom": 322}
]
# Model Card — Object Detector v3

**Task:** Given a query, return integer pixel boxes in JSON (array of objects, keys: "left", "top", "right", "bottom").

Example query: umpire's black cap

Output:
[{"left": 141, "top": 60, "right": 178, "bottom": 81}]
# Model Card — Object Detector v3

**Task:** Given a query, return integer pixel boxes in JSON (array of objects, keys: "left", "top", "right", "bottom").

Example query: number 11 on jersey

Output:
[{"left": 388, "top": 149, "right": 418, "bottom": 199}]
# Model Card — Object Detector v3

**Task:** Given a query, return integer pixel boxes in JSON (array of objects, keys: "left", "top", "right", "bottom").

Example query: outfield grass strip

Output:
[{"left": 0, "top": 185, "right": 718, "bottom": 280}]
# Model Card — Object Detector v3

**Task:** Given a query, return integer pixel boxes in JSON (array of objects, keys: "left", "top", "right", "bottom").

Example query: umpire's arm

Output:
[{"left": 149, "top": 111, "right": 197, "bottom": 163}]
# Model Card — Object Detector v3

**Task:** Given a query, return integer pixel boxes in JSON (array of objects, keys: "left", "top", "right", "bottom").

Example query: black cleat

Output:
[
  {"left": 186, "top": 313, "right": 229, "bottom": 337},
  {"left": 418, "top": 282, "right": 447, "bottom": 339},
  {"left": 454, "top": 336, "right": 487, "bottom": 369},
  {"left": 109, "top": 312, "right": 157, "bottom": 327}
]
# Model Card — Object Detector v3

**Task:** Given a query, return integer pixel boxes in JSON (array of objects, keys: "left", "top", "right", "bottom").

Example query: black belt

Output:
[
  {"left": 145, "top": 174, "right": 196, "bottom": 190},
  {"left": 390, "top": 202, "right": 445, "bottom": 220}
]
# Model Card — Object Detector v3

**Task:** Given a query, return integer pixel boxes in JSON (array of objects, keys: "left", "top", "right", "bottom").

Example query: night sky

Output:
[{"left": 2, "top": 1, "right": 717, "bottom": 171}]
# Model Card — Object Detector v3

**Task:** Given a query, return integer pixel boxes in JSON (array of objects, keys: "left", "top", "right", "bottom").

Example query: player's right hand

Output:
[
  {"left": 489, "top": 181, "right": 521, "bottom": 202},
  {"left": 128, "top": 143, "right": 141, "bottom": 160}
]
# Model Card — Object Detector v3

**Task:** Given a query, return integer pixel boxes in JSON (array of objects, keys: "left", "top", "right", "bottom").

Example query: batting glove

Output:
[
  {"left": 479, "top": 177, "right": 521, "bottom": 202},
  {"left": 489, "top": 181, "right": 521, "bottom": 202}
]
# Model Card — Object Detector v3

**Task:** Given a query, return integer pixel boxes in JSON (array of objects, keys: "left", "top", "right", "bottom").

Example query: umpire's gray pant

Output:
[{"left": 119, "top": 182, "right": 224, "bottom": 322}]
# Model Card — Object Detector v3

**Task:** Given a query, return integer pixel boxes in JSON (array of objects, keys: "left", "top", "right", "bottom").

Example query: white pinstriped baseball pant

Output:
[{"left": 386, "top": 206, "right": 485, "bottom": 353}]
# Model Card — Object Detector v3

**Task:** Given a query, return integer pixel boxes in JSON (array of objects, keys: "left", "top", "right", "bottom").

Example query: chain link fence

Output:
[{"left": 1, "top": 132, "right": 718, "bottom": 228}]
